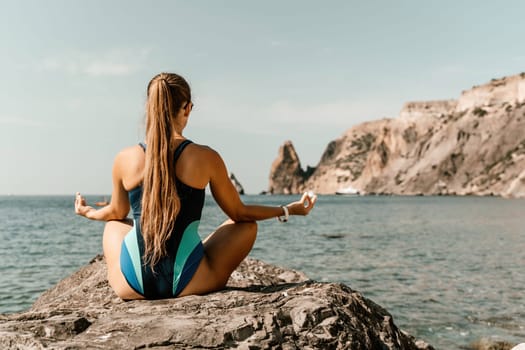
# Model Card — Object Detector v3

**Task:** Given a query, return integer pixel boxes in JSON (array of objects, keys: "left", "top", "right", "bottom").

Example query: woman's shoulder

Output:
[
  {"left": 186, "top": 142, "right": 221, "bottom": 159},
  {"left": 112, "top": 144, "right": 145, "bottom": 174},
  {"left": 115, "top": 144, "right": 144, "bottom": 160},
  {"left": 181, "top": 142, "right": 225, "bottom": 175}
]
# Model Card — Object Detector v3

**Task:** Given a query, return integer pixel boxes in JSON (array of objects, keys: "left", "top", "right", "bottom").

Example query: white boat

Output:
[{"left": 335, "top": 186, "right": 360, "bottom": 195}]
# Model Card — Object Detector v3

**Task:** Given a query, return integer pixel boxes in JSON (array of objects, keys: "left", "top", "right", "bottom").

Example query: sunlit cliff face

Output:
[{"left": 269, "top": 73, "right": 525, "bottom": 198}]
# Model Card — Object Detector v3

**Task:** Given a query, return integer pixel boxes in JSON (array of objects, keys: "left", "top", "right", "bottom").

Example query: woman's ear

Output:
[{"left": 183, "top": 102, "right": 193, "bottom": 117}]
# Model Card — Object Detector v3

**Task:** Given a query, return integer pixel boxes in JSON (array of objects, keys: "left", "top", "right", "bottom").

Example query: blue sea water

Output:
[{"left": 0, "top": 194, "right": 524, "bottom": 349}]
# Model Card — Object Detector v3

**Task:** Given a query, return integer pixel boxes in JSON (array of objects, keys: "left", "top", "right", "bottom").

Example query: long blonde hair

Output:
[{"left": 141, "top": 73, "right": 191, "bottom": 267}]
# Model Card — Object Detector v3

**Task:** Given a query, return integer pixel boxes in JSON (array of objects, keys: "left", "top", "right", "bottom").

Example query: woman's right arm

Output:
[
  {"left": 207, "top": 149, "right": 316, "bottom": 222},
  {"left": 75, "top": 150, "right": 131, "bottom": 221}
]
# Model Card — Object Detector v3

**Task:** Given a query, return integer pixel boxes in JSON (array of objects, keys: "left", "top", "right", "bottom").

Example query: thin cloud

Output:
[
  {"left": 35, "top": 48, "right": 151, "bottom": 77},
  {"left": 266, "top": 99, "right": 395, "bottom": 127},
  {"left": 512, "top": 56, "right": 525, "bottom": 63},
  {"left": 0, "top": 116, "right": 43, "bottom": 128},
  {"left": 433, "top": 64, "right": 467, "bottom": 76},
  {"left": 270, "top": 40, "right": 285, "bottom": 47},
  {"left": 84, "top": 61, "right": 137, "bottom": 76},
  {"left": 190, "top": 94, "right": 398, "bottom": 137}
]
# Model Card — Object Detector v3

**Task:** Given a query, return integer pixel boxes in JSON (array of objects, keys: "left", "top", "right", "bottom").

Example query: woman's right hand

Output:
[
  {"left": 75, "top": 192, "right": 95, "bottom": 218},
  {"left": 287, "top": 192, "right": 317, "bottom": 216}
]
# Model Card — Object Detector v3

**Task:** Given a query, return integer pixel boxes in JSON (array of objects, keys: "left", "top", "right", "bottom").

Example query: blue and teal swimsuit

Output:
[{"left": 120, "top": 140, "right": 205, "bottom": 299}]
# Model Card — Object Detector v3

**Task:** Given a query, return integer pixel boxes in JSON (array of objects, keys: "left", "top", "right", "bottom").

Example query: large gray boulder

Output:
[{"left": 0, "top": 256, "right": 433, "bottom": 349}]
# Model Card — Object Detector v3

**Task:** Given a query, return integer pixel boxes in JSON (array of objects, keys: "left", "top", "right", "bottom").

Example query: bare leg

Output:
[
  {"left": 178, "top": 219, "right": 257, "bottom": 296},
  {"left": 102, "top": 219, "right": 144, "bottom": 300}
]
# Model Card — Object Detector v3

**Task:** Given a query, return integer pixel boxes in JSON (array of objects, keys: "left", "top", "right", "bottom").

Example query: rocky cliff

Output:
[
  {"left": 0, "top": 256, "right": 433, "bottom": 349},
  {"left": 268, "top": 73, "right": 525, "bottom": 197}
]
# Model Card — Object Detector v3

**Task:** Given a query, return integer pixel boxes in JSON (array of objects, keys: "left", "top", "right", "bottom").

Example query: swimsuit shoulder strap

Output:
[
  {"left": 138, "top": 140, "right": 192, "bottom": 160},
  {"left": 173, "top": 139, "right": 193, "bottom": 163}
]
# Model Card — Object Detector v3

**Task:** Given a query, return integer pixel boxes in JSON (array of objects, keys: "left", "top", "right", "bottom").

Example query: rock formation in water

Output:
[
  {"left": 268, "top": 141, "right": 314, "bottom": 194},
  {"left": 0, "top": 256, "right": 433, "bottom": 349},
  {"left": 268, "top": 73, "right": 525, "bottom": 197},
  {"left": 230, "top": 172, "right": 245, "bottom": 195}
]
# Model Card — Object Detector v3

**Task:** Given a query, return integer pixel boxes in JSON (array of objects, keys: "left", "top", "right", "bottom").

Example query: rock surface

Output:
[
  {"left": 268, "top": 73, "right": 525, "bottom": 197},
  {"left": 0, "top": 256, "right": 433, "bottom": 349},
  {"left": 469, "top": 338, "right": 520, "bottom": 350}
]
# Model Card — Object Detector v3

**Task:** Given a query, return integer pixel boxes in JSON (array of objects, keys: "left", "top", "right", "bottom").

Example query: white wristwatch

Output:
[{"left": 277, "top": 205, "right": 289, "bottom": 223}]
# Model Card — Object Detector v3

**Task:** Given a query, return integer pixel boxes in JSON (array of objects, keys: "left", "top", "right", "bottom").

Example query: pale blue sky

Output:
[{"left": 1, "top": 1, "right": 524, "bottom": 194}]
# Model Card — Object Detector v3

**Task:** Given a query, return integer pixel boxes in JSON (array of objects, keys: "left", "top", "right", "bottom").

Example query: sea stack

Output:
[
  {"left": 229, "top": 172, "right": 245, "bottom": 195},
  {"left": 268, "top": 141, "right": 314, "bottom": 194}
]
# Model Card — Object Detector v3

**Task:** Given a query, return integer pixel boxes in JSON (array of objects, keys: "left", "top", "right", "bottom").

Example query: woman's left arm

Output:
[{"left": 75, "top": 152, "right": 130, "bottom": 221}]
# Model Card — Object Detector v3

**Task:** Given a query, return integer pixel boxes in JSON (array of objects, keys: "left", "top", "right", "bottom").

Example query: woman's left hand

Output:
[
  {"left": 286, "top": 192, "right": 317, "bottom": 216},
  {"left": 75, "top": 192, "right": 94, "bottom": 218}
]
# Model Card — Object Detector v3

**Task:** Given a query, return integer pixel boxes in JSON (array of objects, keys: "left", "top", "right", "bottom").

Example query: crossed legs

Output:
[
  {"left": 102, "top": 218, "right": 258, "bottom": 299},
  {"left": 178, "top": 219, "right": 258, "bottom": 296},
  {"left": 102, "top": 219, "right": 144, "bottom": 300}
]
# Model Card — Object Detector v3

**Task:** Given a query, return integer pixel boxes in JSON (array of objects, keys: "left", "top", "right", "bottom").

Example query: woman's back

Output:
[
  {"left": 119, "top": 140, "right": 212, "bottom": 193},
  {"left": 121, "top": 139, "right": 206, "bottom": 298}
]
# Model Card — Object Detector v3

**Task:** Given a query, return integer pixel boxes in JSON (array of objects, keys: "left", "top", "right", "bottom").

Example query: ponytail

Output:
[{"left": 141, "top": 73, "right": 191, "bottom": 268}]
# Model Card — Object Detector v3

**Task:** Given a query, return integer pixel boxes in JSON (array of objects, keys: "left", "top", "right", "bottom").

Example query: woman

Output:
[{"left": 75, "top": 72, "right": 317, "bottom": 300}]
